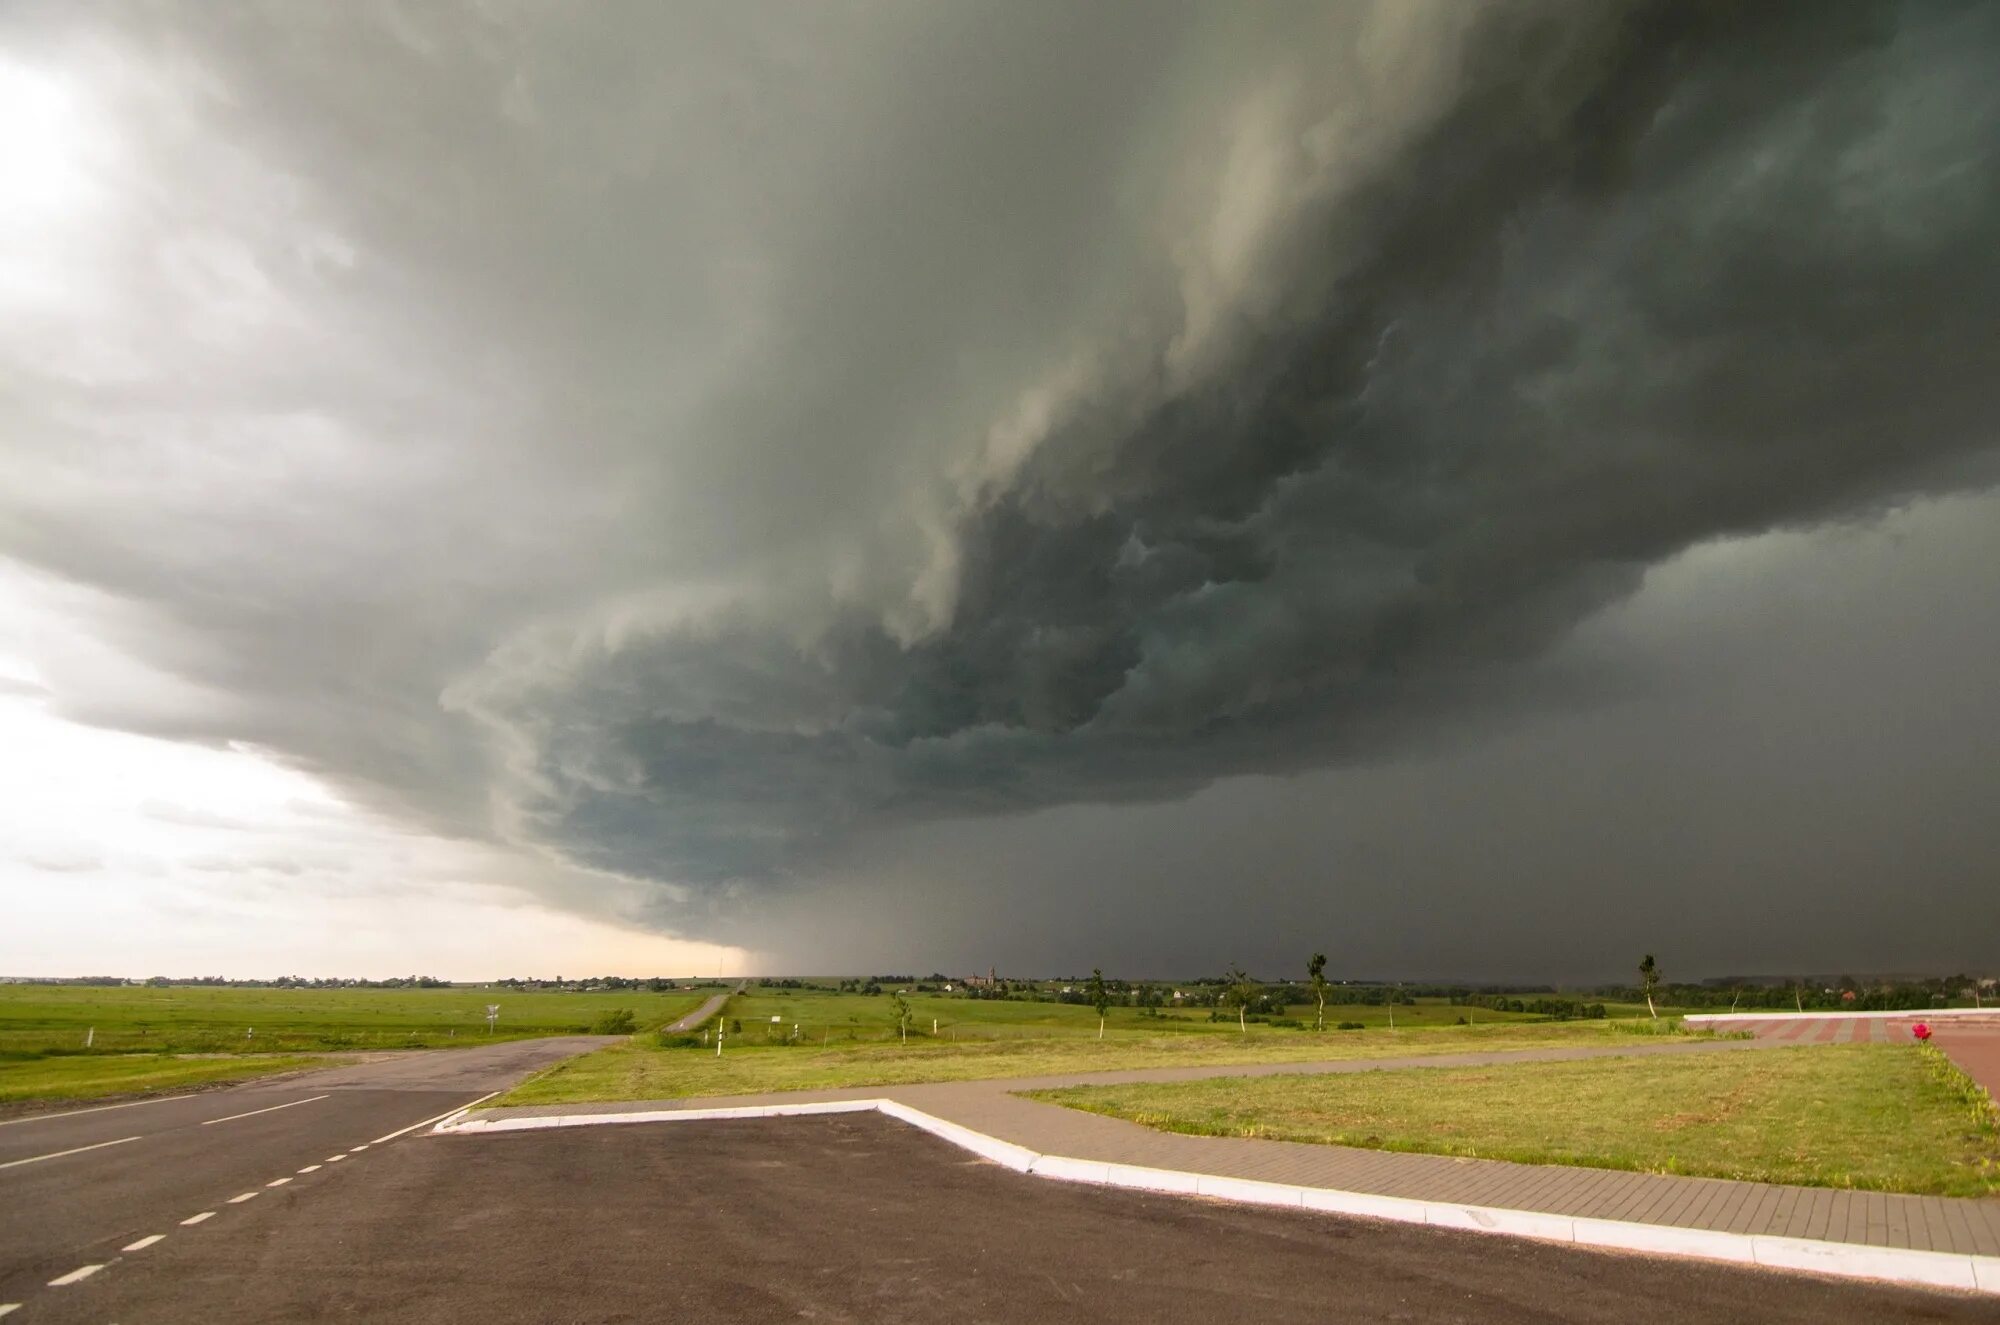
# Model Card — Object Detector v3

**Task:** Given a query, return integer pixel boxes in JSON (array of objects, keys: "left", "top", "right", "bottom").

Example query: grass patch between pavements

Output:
[
  {"left": 0, "top": 1052, "right": 328, "bottom": 1107},
  {"left": 1028, "top": 1044, "right": 2000, "bottom": 1199},
  {"left": 495, "top": 1020, "right": 1698, "bottom": 1107}
]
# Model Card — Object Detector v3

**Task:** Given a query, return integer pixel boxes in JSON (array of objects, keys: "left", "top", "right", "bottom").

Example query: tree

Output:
[
  {"left": 1222, "top": 964, "right": 1256, "bottom": 1033},
  {"left": 1087, "top": 968, "right": 1111, "bottom": 1040},
  {"left": 1307, "top": 953, "right": 1328, "bottom": 1032},
  {"left": 889, "top": 991, "right": 911, "bottom": 1044},
  {"left": 1638, "top": 954, "right": 1660, "bottom": 1020},
  {"left": 1388, "top": 983, "right": 1401, "bottom": 1031}
]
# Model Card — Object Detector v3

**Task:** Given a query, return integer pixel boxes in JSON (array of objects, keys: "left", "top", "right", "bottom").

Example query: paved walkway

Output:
[
  {"left": 467, "top": 1037, "right": 2000, "bottom": 1260},
  {"left": 1934, "top": 1026, "right": 2000, "bottom": 1098}
]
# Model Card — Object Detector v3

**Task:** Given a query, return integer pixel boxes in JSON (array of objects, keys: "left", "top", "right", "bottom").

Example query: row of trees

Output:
[
  {"left": 494, "top": 976, "right": 696, "bottom": 991},
  {"left": 134, "top": 974, "right": 452, "bottom": 988}
]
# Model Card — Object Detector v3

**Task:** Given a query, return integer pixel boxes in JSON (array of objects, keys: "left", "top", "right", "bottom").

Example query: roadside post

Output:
[{"left": 485, "top": 1004, "right": 500, "bottom": 1034}]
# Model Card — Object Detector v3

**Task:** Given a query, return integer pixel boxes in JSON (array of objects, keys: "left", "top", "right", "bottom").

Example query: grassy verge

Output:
[
  {"left": 719, "top": 989, "right": 1546, "bottom": 1043},
  {"left": 0, "top": 986, "right": 706, "bottom": 1055},
  {"left": 497, "top": 1020, "right": 1695, "bottom": 1106},
  {"left": 1029, "top": 1044, "right": 2000, "bottom": 1198},
  {"left": 0, "top": 1052, "right": 327, "bottom": 1107}
]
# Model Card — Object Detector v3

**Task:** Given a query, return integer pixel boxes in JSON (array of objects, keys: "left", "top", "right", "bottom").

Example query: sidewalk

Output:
[
  {"left": 1933, "top": 1025, "right": 2000, "bottom": 1098},
  {"left": 442, "top": 1036, "right": 2000, "bottom": 1289}
]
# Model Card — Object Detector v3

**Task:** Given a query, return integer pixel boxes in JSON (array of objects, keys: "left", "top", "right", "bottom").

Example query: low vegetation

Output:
[
  {"left": 497, "top": 984, "right": 1702, "bottom": 1105},
  {"left": 0, "top": 983, "right": 704, "bottom": 1106},
  {"left": 1031, "top": 1044, "right": 2000, "bottom": 1198},
  {"left": 0, "top": 983, "right": 705, "bottom": 1055},
  {"left": 0, "top": 1052, "right": 327, "bottom": 1107}
]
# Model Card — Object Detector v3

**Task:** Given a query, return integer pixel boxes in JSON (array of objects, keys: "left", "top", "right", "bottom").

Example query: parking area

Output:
[{"left": 19, "top": 1113, "right": 1994, "bottom": 1324}]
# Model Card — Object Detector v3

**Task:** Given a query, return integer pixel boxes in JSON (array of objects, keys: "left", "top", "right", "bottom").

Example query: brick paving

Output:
[
  {"left": 1932, "top": 1026, "right": 2000, "bottom": 1098},
  {"left": 475, "top": 1035, "right": 2000, "bottom": 1258}
]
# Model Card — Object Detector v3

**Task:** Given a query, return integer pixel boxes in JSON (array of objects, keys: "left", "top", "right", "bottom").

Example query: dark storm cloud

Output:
[
  {"left": 4, "top": 1, "right": 1999, "bottom": 957},
  {"left": 448, "top": 1, "right": 2000, "bottom": 902}
]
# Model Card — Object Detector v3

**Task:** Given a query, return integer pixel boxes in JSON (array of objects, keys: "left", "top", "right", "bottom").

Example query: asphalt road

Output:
[
  {"left": 11, "top": 1112, "right": 1991, "bottom": 1324},
  {"left": 663, "top": 987, "right": 734, "bottom": 1033},
  {"left": 0, "top": 1035, "right": 607, "bottom": 1316}
]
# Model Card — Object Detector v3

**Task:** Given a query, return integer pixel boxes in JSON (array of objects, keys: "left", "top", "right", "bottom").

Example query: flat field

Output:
[
  {"left": 0, "top": 984, "right": 710, "bottom": 1055},
  {"left": 717, "top": 987, "right": 1541, "bottom": 1045},
  {"left": 501, "top": 985, "right": 1692, "bottom": 1105},
  {"left": 0, "top": 1052, "right": 327, "bottom": 1105},
  {"left": 0, "top": 984, "right": 709, "bottom": 1106},
  {"left": 1030, "top": 1043, "right": 2000, "bottom": 1197}
]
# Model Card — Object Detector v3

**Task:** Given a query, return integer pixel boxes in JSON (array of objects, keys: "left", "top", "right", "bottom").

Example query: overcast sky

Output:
[{"left": 3, "top": 1, "right": 1997, "bottom": 983}]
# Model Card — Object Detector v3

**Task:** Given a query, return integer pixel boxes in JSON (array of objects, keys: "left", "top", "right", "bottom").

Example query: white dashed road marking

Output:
[
  {"left": 200, "top": 1095, "right": 330, "bottom": 1127},
  {"left": 0, "top": 1134, "right": 143, "bottom": 1171},
  {"left": 0, "top": 1094, "right": 195, "bottom": 1128},
  {"left": 3, "top": 1088, "right": 512, "bottom": 1315}
]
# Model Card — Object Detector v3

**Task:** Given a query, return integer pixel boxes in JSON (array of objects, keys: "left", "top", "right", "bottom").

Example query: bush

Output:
[
  {"left": 654, "top": 1032, "right": 702, "bottom": 1049},
  {"left": 1336, "top": 1021, "right": 1366, "bottom": 1031},
  {"left": 588, "top": 1009, "right": 638, "bottom": 1035}
]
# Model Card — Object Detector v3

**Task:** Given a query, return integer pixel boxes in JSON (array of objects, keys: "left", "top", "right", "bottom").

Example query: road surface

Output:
[
  {"left": 663, "top": 986, "right": 735, "bottom": 1033},
  {"left": 0, "top": 1035, "right": 606, "bottom": 1316},
  {"left": 7, "top": 1112, "right": 1988, "bottom": 1323}
]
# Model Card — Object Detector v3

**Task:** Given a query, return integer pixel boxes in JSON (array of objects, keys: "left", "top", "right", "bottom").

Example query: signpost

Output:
[{"left": 485, "top": 1004, "right": 500, "bottom": 1034}]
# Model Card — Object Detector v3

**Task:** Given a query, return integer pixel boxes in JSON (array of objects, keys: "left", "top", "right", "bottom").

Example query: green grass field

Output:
[
  {"left": 1030, "top": 1044, "right": 2000, "bottom": 1198},
  {"left": 0, "top": 984, "right": 711, "bottom": 1107},
  {"left": 499, "top": 985, "right": 1693, "bottom": 1105},
  {"left": 715, "top": 987, "right": 1543, "bottom": 1046},
  {"left": 0, "top": 984, "right": 709, "bottom": 1055},
  {"left": 0, "top": 1053, "right": 328, "bottom": 1107}
]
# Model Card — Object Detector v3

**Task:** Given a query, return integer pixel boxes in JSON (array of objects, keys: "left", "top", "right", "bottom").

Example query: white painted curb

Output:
[
  {"left": 433, "top": 1099, "right": 1999, "bottom": 1296},
  {"left": 437, "top": 1098, "right": 878, "bottom": 1134}
]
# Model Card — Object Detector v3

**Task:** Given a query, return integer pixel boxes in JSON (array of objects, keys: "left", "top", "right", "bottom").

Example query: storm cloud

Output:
[{"left": 4, "top": 1, "right": 1998, "bottom": 973}]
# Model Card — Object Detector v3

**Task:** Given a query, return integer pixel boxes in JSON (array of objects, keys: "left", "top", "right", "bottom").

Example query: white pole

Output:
[
  {"left": 85, "top": 1027, "right": 94, "bottom": 1049},
  {"left": 716, "top": 1023, "right": 723, "bottom": 1057}
]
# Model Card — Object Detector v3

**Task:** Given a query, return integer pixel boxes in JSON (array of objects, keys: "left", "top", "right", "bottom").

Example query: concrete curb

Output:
[{"left": 431, "top": 1100, "right": 1999, "bottom": 1296}]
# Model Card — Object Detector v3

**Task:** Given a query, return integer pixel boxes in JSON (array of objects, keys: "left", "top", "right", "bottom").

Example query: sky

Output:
[{"left": 2, "top": 1, "right": 1997, "bottom": 983}]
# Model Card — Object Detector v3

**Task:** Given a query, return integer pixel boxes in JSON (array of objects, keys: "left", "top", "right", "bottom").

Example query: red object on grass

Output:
[{"left": 1912, "top": 1022, "right": 1932, "bottom": 1041}]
